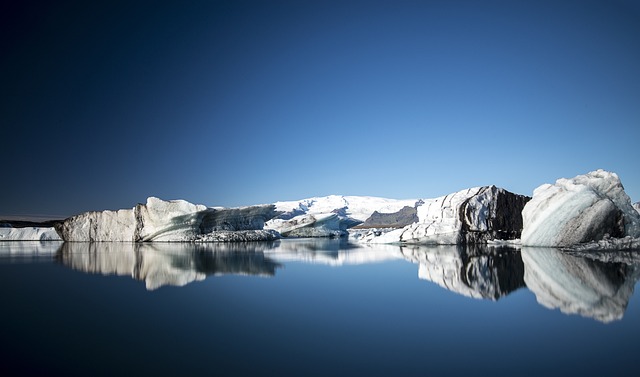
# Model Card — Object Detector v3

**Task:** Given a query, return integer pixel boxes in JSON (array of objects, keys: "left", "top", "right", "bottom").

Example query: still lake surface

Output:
[{"left": 1, "top": 239, "right": 639, "bottom": 377}]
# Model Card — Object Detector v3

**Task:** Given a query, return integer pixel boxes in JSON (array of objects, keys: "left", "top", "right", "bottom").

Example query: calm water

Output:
[{"left": 1, "top": 239, "right": 639, "bottom": 377}]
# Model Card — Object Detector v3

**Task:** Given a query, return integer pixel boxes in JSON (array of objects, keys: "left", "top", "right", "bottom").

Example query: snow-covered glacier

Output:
[
  {"left": 266, "top": 195, "right": 420, "bottom": 238},
  {"left": 357, "top": 186, "right": 530, "bottom": 245},
  {"left": 55, "top": 197, "right": 279, "bottom": 242},
  {"left": 521, "top": 170, "right": 640, "bottom": 247}
]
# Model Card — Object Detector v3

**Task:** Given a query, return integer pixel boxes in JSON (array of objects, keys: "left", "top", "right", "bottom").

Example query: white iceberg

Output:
[
  {"left": 521, "top": 170, "right": 640, "bottom": 247},
  {"left": 55, "top": 197, "right": 279, "bottom": 242},
  {"left": 0, "top": 226, "right": 62, "bottom": 241},
  {"left": 357, "top": 186, "right": 529, "bottom": 245}
]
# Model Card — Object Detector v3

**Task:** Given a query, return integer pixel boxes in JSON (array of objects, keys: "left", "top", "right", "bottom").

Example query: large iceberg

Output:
[
  {"left": 55, "top": 197, "right": 279, "bottom": 242},
  {"left": 357, "top": 186, "right": 530, "bottom": 244},
  {"left": 0, "top": 226, "right": 62, "bottom": 241},
  {"left": 521, "top": 170, "right": 640, "bottom": 247}
]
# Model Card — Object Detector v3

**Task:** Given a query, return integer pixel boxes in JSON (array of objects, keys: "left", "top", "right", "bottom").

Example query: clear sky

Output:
[{"left": 2, "top": 0, "right": 639, "bottom": 218}]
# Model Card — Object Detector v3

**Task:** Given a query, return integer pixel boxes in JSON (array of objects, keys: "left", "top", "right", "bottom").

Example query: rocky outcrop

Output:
[
  {"left": 55, "top": 197, "right": 279, "bottom": 242},
  {"left": 357, "top": 186, "right": 530, "bottom": 245},
  {"left": 400, "top": 244, "right": 525, "bottom": 300},
  {"left": 358, "top": 206, "right": 418, "bottom": 228},
  {"left": 521, "top": 170, "right": 640, "bottom": 247},
  {"left": 521, "top": 247, "right": 639, "bottom": 323}
]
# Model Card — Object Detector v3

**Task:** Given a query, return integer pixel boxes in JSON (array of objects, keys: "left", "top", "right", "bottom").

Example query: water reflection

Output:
[
  {"left": 57, "top": 242, "right": 281, "bottom": 290},
  {"left": 5, "top": 239, "right": 640, "bottom": 322},
  {"left": 266, "top": 238, "right": 404, "bottom": 265},
  {"left": 522, "top": 247, "right": 640, "bottom": 323},
  {"left": 400, "top": 244, "right": 525, "bottom": 300}
]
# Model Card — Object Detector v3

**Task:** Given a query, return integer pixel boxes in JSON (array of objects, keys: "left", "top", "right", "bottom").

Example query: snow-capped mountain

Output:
[{"left": 265, "top": 195, "right": 421, "bottom": 237}]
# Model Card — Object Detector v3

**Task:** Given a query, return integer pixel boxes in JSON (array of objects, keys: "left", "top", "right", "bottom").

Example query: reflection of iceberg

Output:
[
  {"left": 521, "top": 247, "right": 640, "bottom": 323},
  {"left": 0, "top": 241, "right": 62, "bottom": 261},
  {"left": 57, "top": 242, "right": 281, "bottom": 290},
  {"left": 400, "top": 245, "right": 525, "bottom": 300},
  {"left": 264, "top": 238, "right": 404, "bottom": 266}
]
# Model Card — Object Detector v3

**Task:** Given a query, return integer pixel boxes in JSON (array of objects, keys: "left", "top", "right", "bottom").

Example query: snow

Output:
[
  {"left": 0, "top": 226, "right": 62, "bottom": 241},
  {"left": 267, "top": 195, "right": 419, "bottom": 238},
  {"left": 521, "top": 170, "right": 640, "bottom": 247},
  {"left": 272, "top": 195, "right": 420, "bottom": 221}
]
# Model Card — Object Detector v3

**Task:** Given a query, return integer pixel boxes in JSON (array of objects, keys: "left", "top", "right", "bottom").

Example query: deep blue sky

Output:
[{"left": 2, "top": 0, "right": 639, "bottom": 218}]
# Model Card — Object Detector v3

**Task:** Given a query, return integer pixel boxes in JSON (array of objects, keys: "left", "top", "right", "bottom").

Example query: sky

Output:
[{"left": 1, "top": 0, "right": 639, "bottom": 219}]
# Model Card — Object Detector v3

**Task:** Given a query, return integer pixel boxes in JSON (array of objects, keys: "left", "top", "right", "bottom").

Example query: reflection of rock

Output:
[
  {"left": 55, "top": 197, "right": 279, "bottom": 242},
  {"left": 57, "top": 242, "right": 281, "bottom": 290},
  {"left": 521, "top": 247, "right": 640, "bottom": 323},
  {"left": 400, "top": 245, "right": 525, "bottom": 300}
]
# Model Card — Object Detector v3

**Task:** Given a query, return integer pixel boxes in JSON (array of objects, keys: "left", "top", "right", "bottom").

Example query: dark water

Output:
[{"left": 1, "top": 239, "right": 639, "bottom": 377}]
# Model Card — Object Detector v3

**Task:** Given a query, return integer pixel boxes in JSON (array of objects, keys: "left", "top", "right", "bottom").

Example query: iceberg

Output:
[
  {"left": 521, "top": 247, "right": 640, "bottom": 323},
  {"left": 55, "top": 197, "right": 279, "bottom": 242},
  {"left": 521, "top": 170, "right": 640, "bottom": 247},
  {"left": 0, "top": 226, "right": 62, "bottom": 241},
  {"left": 357, "top": 186, "right": 530, "bottom": 245}
]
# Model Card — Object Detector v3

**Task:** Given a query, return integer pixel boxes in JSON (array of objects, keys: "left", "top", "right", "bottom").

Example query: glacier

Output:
[
  {"left": 356, "top": 186, "right": 530, "bottom": 245},
  {"left": 266, "top": 195, "right": 420, "bottom": 238},
  {"left": 55, "top": 197, "right": 279, "bottom": 242},
  {"left": 521, "top": 170, "right": 640, "bottom": 247}
]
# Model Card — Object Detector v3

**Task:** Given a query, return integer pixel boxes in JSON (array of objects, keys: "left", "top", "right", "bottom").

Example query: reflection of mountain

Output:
[
  {"left": 57, "top": 242, "right": 281, "bottom": 290},
  {"left": 400, "top": 245, "right": 525, "bottom": 300},
  {"left": 521, "top": 247, "right": 640, "bottom": 323},
  {"left": 265, "top": 239, "right": 404, "bottom": 266}
]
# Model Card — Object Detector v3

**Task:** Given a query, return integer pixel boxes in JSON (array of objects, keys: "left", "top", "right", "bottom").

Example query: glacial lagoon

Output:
[{"left": 1, "top": 239, "right": 639, "bottom": 376}]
